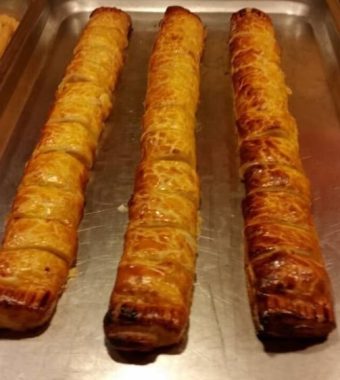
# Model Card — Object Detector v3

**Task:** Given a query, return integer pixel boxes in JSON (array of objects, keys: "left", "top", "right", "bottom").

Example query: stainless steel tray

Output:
[
  {"left": 0, "top": 1, "right": 340, "bottom": 379},
  {"left": 0, "top": 0, "right": 31, "bottom": 89}
]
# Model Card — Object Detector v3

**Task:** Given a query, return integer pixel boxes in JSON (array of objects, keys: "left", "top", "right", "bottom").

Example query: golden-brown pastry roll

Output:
[
  {"left": 76, "top": 26, "right": 127, "bottom": 52},
  {"left": 73, "top": 43, "right": 123, "bottom": 71},
  {"left": 248, "top": 251, "right": 335, "bottom": 338},
  {"left": 0, "top": 14, "right": 18, "bottom": 58},
  {"left": 232, "top": 74, "right": 288, "bottom": 118},
  {"left": 0, "top": 249, "right": 68, "bottom": 331},
  {"left": 230, "top": 40, "right": 280, "bottom": 68},
  {"left": 107, "top": 262, "right": 194, "bottom": 350},
  {"left": 33, "top": 122, "right": 97, "bottom": 169},
  {"left": 143, "top": 7, "right": 203, "bottom": 112},
  {"left": 122, "top": 226, "right": 197, "bottom": 272},
  {"left": 243, "top": 191, "right": 312, "bottom": 227},
  {"left": 141, "top": 128, "right": 196, "bottom": 167},
  {"left": 231, "top": 63, "right": 288, "bottom": 97},
  {"left": 142, "top": 105, "right": 195, "bottom": 135},
  {"left": 12, "top": 185, "right": 84, "bottom": 228},
  {"left": 128, "top": 191, "right": 197, "bottom": 237},
  {"left": 145, "top": 55, "right": 199, "bottom": 110},
  {"left": 152, "top": 6, "right": 204, "bottom": 62},
  {"left": 239, "top": 135, "right": 302, "bottom": 177},
  {"left": 0, "top": 6, "right": 131, "bottom": 331},
  {"left": 76, "top": 8, "right": 130, "bottom": 51},
  {"left": 236, "top": 112, "right": 298, "bottom": 142},
  {"left": 243, "top": 163, "right": 311, "bottom": 200},
  {"left": 230, "top": 8, "right": 335, "bottom": 338},
  {"left": 61, "top": 54, "right": 122, "bottom": 93},
  {"left": 245, "top": 221, "right": 323, "bottom": 267},
  {"left": 48, "top": 96, "right": 104, "bottom": 140},
  {"left": 144, "top": 74, "right": 199, "bottom": 112},
  {"left": 56, "top": 82, "right": 112, "bottom": 119},
  {"left": 134, "top": 160, "right": 199, "bottom": 206},
  {"left": 116, "top": 262, "right": 194, "bottom": 306},
  {"left": 22, "top": 152, "right": 88, "bottom": 192},
  {"left": 105, "top": 6, "right": 204, "bottom": 351},
  {"left": 106, "top": 225, "right": 197, "bottom": 350},
  {"left": 87, "top": 7, "right": 132, "bottom": 33},
  {"left": 3, "top": 218, "right": 77, "bottom": 266},
  {"left": 68, "top": 8, "right": 130, "bottom": 93}
]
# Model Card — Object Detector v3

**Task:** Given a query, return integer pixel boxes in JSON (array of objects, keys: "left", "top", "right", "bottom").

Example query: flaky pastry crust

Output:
[
  {"left": 104, "top": 6, "right": 204, "bottom": 351},
  {"left": 230, "top": 8, "right": 335, "bottom": 338},
  {"left": 0, "top": 7, "right": 131, "bottom": 331}
]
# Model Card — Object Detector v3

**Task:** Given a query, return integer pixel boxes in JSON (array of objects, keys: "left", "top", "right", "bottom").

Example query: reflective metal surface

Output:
[{"left": 0, "top": 1, "right": 340, "bottom": 379}]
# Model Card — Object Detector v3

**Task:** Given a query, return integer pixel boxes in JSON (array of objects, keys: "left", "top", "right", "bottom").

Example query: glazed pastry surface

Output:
[
  {"left": 104, "top": 6, "right": 204, "bottom": 351},
  {"left": 230, "top": 8, "right": 335, "bottom": 337},
  {"left": 0, "top": 7, "right": 131, "bottom": 331}
]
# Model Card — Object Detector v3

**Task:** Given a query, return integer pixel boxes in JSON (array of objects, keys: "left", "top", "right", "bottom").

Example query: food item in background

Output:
[
  {"left": 0, "top": 7, "right": 131, "bottom": 331},
  {"left": 104, "top": 6, "right": 205, "bottom": 351},
  {"left": 229, "top": 8, "right": 335, "bottom": 338},
  {"left": 0, "top": 14, "right": 19, "bottom": 58}
]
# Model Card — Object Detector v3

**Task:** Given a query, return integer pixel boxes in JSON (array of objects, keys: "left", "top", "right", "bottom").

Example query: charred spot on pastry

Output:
[{"left": 118, "top": 304, "right": 139, "bottom": 322}]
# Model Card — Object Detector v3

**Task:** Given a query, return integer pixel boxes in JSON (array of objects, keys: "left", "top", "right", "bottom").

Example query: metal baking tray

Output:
[
  {"left": 0, "top": 0, "right": 29, "bottom": 19},
  {"left": 0, "top": 0, "right": 31, "bottom": 83},
  {"left": 0, "top": 0, "right": 340, "bottom": 379}
]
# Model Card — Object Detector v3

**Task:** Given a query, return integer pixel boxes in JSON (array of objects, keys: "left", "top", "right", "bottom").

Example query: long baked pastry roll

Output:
[
  {"left": 56, "top": 82, "right": 112, "bottom": 119},
  {"left": 33, "top": 122, "right": 97, "bottom": 169},
  {"left": 236, "top": 112, "right": 298, "bottom": 142},
  {"left": 109, "top": 263, "right": 194, "bottom": 350},
  {"left": 21, "top": 152, "right": 88, "bottom": 192},
  {"left": 230, "top": 8, "right": 335, "bottom": 338},
  {"left": 151, "top": 7, "right": 204, "bottom": 63},
  {"left": 76, "top": 13, "right": 129, "bottom": 52},
  {"left": 11, "top": 185, "right": 84, "bottom": 228},
  {"left": 122, "top": 226, "right": 197, "bottom": 272},
  {"left": 0, "top": 7, "right": 131, "bottom": 331},
  {"left": 141, "top": 128, "right": 196, "bottom": 166},
  {"left": 242, "top": 191, "right": 312, "bottom": 227},
  {"left": 48, "top": 96, "right": 104, "bottom": 140},
  {"left": 105, "top": 6, "right": 204, "bottom": 351},
  {"left": 249, "top": 251, "right": 334, "bottom": 337},
  {"left": 86, "top": 7, "right": 131, "bottom": 32},
  {"left": 0, "top": 249, "right": 68, "bottom": 331},
  {"left": 3, "top": 218, "right": 77, "bottom": 266},
  {"left": 128, "top": 191, "right": 198, "bottom": 237},
  {"left": 239, "top": 135, "right": 302, "bottom": 177},
  {"left": 145, "top": 54, "right": 199, "bottom": 110},
  {"left": 243, "top": 163, "right": 311, "bottom": 201},
  {"left": 142, "top": 105, "right": 195, "bottom": 135},
  {"left": 141, "top": 106, "right": 196, "bottom": 165},
  {"left": 134, "top": 160, "right": 200, "bottom": 206},
  {"left": 61, "top": 55, "right": 122, "bottom": 93},
  {"left": 63, "top": 8, "right": 130, "bottom": 92},
  {"left": 106, "top": 226, "right": 197, "bottom": 350},
  {"left": 245, "top": 222, "right": 322, "bottom": 260}
]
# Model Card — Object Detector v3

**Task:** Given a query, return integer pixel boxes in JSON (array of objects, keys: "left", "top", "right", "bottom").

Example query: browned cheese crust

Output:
[
  {"left": 229, "top": 8, "right": 335, "bottom": 338},
  {"left": 104, "top": 6, "right": 205, "bottom": 351},
  {"left": 0, "top": 7, "right": 131, "bottom": 331}
]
